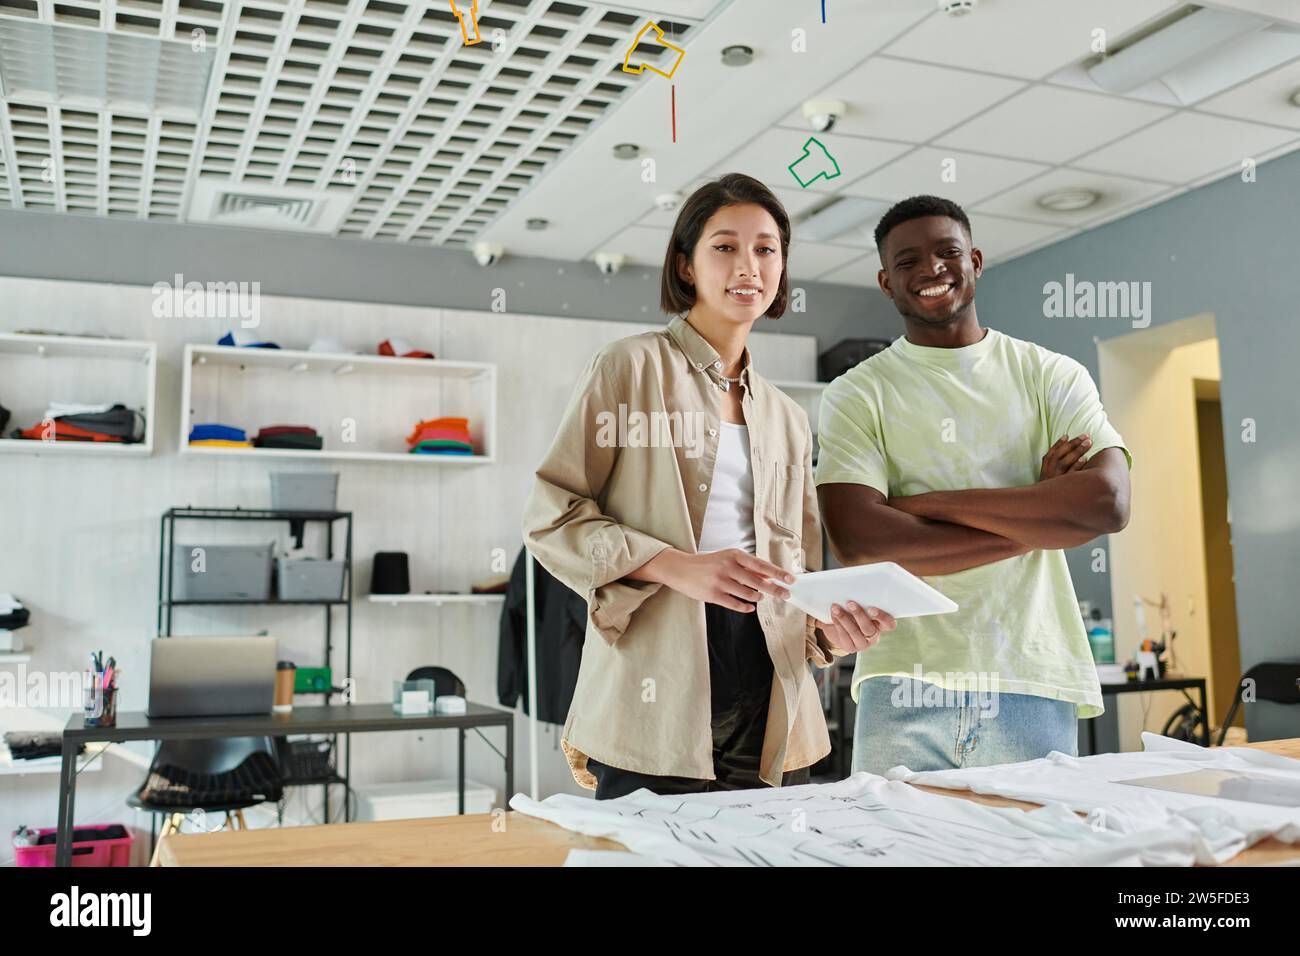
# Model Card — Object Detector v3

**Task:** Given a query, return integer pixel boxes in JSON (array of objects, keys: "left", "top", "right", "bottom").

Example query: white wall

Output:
[{"left": 0, "top": 275, "right": 816, "bottom": 852}]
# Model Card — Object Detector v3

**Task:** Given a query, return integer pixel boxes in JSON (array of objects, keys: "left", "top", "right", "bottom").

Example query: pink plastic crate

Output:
[{"left": 13, "top": 824, "right": 133, "bottom": 867}]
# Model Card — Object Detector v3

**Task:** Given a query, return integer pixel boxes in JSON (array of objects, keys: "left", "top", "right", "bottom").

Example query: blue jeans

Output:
[{"left": 852, "top": 676, "right": 1078, "bottom": 776}]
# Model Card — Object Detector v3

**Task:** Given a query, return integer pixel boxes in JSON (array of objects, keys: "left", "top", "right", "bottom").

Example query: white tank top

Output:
[{"left": 697, "top": 422, "right": 756, "bottom": 554}]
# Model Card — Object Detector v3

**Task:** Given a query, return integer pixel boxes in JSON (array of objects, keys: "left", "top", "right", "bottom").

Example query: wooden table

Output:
[{"left": 160, "top": 737, "right": 1300, "bottom": 867}]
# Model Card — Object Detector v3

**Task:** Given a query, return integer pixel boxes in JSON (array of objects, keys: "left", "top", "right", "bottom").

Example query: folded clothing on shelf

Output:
[
  {"left": 378, "top": 337, "right": 434, "bottom": 359},
  {"left": 405, "top": 416, "right": 474, "bottom": 455},
  {"left": 189, "top": 423, "right": 248, "bottom": 444},
  {"left": 254, "top": 424, "right": 322, "bottom": 450},
  {"left": 218, "top": 330, "right": 280, "bottom": 349},
  {"left": 7, "top": 402, "right": 145, "bottom": 443},
  {"left": 0, "top": 593, "right": 29, "bottom": 631}
]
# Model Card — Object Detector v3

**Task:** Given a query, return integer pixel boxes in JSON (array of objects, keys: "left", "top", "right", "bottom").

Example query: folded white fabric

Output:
[
  {"left": 0, "top": 593, "right": 22, "bottom": 614},
  {"left": 510, "top": 772, "right": 1219, "bottom": 867},
  {"left": 888, "top": 733, "right": 1300, "bottom": 865},
  {"left": 43, "top": 401, "right": 116, "bottom": 419}
]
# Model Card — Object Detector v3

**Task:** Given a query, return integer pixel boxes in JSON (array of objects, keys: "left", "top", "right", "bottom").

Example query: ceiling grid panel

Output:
[
  {"left": 280, "top": 0, "right": 383, "bottom": 189},
  {"left": 0, "top": 100, "right": 23, "bottom": 207},
  {"left": 313, "top": 1, "right": 456, "bottom": 234},
  {"left": 174, "top": 0, "right": 246, "bottom": 220},
  {"left": 376, "top": 1, "right": 592, "bottom": 244}
]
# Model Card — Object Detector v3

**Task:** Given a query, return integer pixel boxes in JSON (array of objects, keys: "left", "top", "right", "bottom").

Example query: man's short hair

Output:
[{"left": 874, "top": 195, "right": 973, "bottom": 257}]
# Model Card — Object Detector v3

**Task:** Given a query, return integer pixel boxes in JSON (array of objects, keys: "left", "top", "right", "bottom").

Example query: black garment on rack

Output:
[{"left": 498, "top": 547, "right": 585, "bottom": 725}]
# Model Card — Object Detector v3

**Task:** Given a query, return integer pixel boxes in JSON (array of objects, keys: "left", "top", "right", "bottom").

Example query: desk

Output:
[
  {"left": 160, "top": 738, "right": 1300, "bottom": 867},
  {"left": 1091, "top": 676, "right": 1210, "bottom": 753},
  {"left": 56, "top": 701, "right": 514, "bottom": 867}
]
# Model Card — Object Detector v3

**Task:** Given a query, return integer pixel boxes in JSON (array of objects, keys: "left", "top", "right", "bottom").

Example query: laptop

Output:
[{"left": 146, "top": 636, "right": 278, "bottom": 718}]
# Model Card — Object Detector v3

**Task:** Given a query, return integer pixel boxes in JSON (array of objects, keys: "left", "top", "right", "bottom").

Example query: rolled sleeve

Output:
[{"left": 522, "top": 352, "right": 673, "bottom": 646}]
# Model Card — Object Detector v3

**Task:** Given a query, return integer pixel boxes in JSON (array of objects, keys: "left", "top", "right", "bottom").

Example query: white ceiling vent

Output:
[
  {"left": 188, "top": 179, "right": 352, "bottom": 234},
  {"left": 0, "top": 20, "right": 214, "bottom": 119}
]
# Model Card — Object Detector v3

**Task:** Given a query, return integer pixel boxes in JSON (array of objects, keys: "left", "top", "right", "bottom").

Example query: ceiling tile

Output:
[
  {"left": 972, "top": 167, "right": 1171, "bottom": 226},
  {"left": 966, "top": 213, "right": 1069, "bottom": 266},
  {"left": 934, "top": 85, "right": 1172, "bottom": 164},
  {"left": 787, "top": 240, "right": 863, "bottom": 280},
  {"left": 1195, "top": 57, "right": 1300, "bottom": 130},
  {"left": 774, "top": 57, "right": 1025, "bottom": 144},
  {"left": 638, "top": 184, "right": 824, "bottom": 228},
  {"left": 817, "top": 250, "right": 881, "bottom": 288},
  {"left": 883, "top": 0, "right": 1180, "bottom": 80},
  {"left": 711, "top": 128, "right": 911, "bottom": 195},
  {"left": 598, "top": 224, "right": 672, "bottom": 268},
  {"left": 841, "top": 145, "right": 1051, "bottom": 207},
  {"left": 1072, "top": 111, "right": 1299, "bottom": 183}
]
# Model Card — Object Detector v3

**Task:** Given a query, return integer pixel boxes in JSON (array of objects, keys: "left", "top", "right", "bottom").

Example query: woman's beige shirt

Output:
[{"left": 522, "top": 316, "right": 840, "bottom": 789}]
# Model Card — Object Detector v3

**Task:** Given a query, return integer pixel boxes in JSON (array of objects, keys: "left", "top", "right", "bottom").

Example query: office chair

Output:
[
  {"left": 1214, "top": 662, "right": 1300, "bottom": 746},
  {"left": 405, "top": 666, "right": 467, "bottom": 698},
  {"left": 127, "top": 736, "right": 284, "bottom": 866}
]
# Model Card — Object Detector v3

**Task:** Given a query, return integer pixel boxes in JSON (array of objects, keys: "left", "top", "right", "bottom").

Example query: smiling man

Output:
[{"left": 815, "top": 194, "right": 1133, "bottom": 775}]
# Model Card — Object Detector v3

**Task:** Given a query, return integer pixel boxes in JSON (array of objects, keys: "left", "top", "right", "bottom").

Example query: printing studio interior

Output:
[{"left": 1, "top": 0, "right": 1299, "bottom": 899}]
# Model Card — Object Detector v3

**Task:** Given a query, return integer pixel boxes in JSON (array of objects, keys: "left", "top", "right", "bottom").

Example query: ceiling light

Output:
[
  {"left": 938, "top": 0, "right": 977, "bottom": 16},
  {"left": 526, "top": 218, "right": 549, "bottom": 231},
  {"left": 1163, "top": 23, "right": 1300, "bottom": 103},
  {"left": 1291, "top": 88, "right": 1300, "bottom": 107},
  {"left": 1085, "top": 6, "right": 1300, "bottom": 104},
  {"left": 797, "top": 196, "right": 891, "bottom": 243},
  {"left": 721, "top": 45, "right": 753, "bottom": 67},
  {"left": 1036, "top": 188, "right": 1101, "bottom": 213},
  {"left": 612, "top": 143, "right": 640, "bottom": 160}
]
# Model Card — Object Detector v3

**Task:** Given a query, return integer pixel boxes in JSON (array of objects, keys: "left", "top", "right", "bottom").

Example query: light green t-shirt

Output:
[{"left": 814, "top": 327, "right": 1131, "bottom": 719}]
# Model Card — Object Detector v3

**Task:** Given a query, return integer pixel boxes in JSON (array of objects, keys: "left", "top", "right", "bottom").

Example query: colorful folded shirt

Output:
[
  {"left": 408, "top": 426, "right": 472, "bottom": 446},
  {"left": 254, "top": 434, "right": 323, "bottom": 450},
  {"left": 405, "top": 417, "right": 469, "bottom": 445},
  {"left": 410, "top": 446, "right": 474, "bottom": 455},
  {"left": 190, "top": 423, "right": 247, "bottom": 443},
  {"left": 410, "top": 439, "right": 473, "bottom": 453},
  {"left": 188, "top": 439, "right": 253, "bottom": 447},
  {"left": 13, "top": 420, "right": 125, "bottom": 442},
  {"left": 255, "top": 425, "right": 318, "bottom": 438}
]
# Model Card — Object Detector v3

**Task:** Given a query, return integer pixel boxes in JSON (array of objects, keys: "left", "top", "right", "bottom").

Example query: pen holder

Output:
[{"left": 83, "top": 670, "right": 117, "bottom": 727}]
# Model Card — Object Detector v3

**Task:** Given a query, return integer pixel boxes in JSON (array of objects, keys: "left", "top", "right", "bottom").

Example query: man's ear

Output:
[
  {"left": 970, "top": 246, "right": 984, "bottom": 279},
  {"left": 877, "top": 268, "right": 894, "bottom": 300},
  {"left": 676, "top": 251, "right": 694, "bottom": 286}
]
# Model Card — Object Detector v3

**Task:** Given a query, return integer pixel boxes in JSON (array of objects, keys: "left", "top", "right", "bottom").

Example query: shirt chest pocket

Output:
[{"left": 769, "top": 462, "right": 802, "bottom": 537}]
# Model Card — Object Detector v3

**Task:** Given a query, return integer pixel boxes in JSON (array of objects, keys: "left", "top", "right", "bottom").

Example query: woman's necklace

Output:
[{"left": 716, "top": 372, "right": 742, "bottom": 391}]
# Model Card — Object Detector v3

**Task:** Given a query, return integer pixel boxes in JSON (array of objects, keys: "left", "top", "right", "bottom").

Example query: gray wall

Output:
[
  {"left": 974, "top": 151, "right": 1300, "bottom": 743},
  {"left": 0, "top": 207, "right": 897, "bottom": 346}
]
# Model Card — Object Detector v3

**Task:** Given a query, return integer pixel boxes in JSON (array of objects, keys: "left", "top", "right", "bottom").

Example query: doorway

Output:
[{"left": 1095, "top": 314, "right": 1242, "bottom": 751}]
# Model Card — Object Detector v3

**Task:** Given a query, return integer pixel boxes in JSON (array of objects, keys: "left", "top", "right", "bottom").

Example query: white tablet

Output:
[{"left": 776, "top": 562, "right": 958, "bottom": 623}]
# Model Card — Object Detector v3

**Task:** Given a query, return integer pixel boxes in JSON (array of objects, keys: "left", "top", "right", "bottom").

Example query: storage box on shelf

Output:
[
  {"left": 180, "top": 344, "right": 496, "bottom": 464},
  {"left": 0, "top": 333, "right": 156, "bottom": 457}
]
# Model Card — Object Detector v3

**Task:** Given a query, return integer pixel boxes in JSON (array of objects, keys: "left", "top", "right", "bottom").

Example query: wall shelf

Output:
[
  {"left": 0, "top": 332, "right": 156, "bottom": 457},
  {"left": 180, "top": 344, "right": 497, "bottom": 464},
  {"left": 368, "top": 594, "right": 505, "bottom": 607}
]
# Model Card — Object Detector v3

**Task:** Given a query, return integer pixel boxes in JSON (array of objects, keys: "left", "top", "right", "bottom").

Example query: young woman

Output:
[{"left": 523, "top": 173, "right": 894, "bottom": 799}]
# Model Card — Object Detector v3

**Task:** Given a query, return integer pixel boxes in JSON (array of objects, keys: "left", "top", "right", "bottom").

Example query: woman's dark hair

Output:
[{"left": 660, "top": 172, "right": 791, "bottom": 319}]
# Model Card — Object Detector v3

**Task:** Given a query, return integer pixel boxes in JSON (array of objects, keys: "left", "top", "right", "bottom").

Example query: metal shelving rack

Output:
[{"left": 156, "top": 506, "right": 355, "bottom": 821}]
